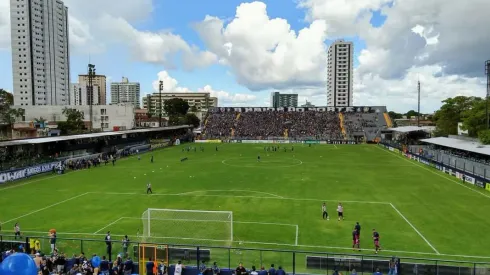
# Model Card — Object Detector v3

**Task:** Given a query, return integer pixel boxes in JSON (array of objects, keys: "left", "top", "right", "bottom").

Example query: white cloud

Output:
[
  {"left": 194, "top": 2, "right": 329, "bottom": 90},
  {"left": 0, "top": 0, "right": 11, "bottom": 50},
  {"left": 150, "top": 71, "right": 258, "bottom": 106}
]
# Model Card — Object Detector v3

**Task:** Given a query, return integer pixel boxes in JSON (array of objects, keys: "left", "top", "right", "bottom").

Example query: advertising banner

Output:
[
  {"left": 305, "top": 140, "right": 320, "bottom": 144},
  {"left": 0, "top": 161, "right": 62, "bottom": 184},
  {"left": 273, "top": 140, "right": 290, "bottom": 144},
  {"left": 486, "top": 183, "right": 490, "bottom": 192},
  {"left": 195, "top": 139, "right": 222, "bottom": 143},
  {"left": 475, "top": 180, "right": 485, "bottom": 188},
  {"left": 462, "top": 175, "right": 475, "bottom": 185}
]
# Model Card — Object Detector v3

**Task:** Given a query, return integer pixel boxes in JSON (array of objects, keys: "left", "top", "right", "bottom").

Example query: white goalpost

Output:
[{"left": 141, "top": 208, "right": 233, "bottom": 245}]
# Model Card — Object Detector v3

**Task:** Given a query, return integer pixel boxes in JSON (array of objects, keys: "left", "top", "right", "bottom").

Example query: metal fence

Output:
[{"left": 1, "top": 234, "right": 489, "bottom": 275}]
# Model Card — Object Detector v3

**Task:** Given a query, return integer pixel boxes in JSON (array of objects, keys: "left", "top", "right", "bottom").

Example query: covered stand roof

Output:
[
  {"left": 0, "top": 125, "right": 191, "bottom": 147},
  {"left": 420, "top": 137, "right": 490, "bottom": 157},
  {"left": 387, "top": 126, "right": 435, "bottom": 133}
]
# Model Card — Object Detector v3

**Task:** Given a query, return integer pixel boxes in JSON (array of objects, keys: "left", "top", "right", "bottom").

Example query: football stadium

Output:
[{"left": 1, "top": 106, "right": 490, "bottom": 275}]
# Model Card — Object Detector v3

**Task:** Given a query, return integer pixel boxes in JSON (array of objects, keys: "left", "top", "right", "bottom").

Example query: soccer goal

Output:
[{"left": 141, "top": 208, "right": 233, "bottom": 245}]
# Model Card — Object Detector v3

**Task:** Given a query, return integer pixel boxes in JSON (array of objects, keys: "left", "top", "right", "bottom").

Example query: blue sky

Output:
[{"left": 0, "top": 0, "right": 486, "bottom": 112}]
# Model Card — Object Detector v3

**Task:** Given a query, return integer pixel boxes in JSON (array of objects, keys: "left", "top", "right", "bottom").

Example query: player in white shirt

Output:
[
  {"left": 147, "top": 182, "right": 153, "bottom": 194},
  {"left": 322, "top": 203, "right": 329, "bottom": 220},
  {"left": 174, "top": 261, "right": 184, "bottom": 275},
  {"left": 337, "top": 203, "right": 344, "bottom": 221}
]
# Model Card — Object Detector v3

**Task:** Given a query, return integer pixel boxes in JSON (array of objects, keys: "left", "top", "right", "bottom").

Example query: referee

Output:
[{"left": 322, "top": 203, "right": 329, "bottom": 220}]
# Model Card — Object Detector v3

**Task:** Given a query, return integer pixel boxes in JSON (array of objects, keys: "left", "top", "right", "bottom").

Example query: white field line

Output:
[
  {"left": 177, "top": 189, "right": 284, "bottom": 198},
  {"left": 390, "top": 203, "right": 440, "bottom": 255},
  {"left": 333, "top": 144, "right": 338, "bottom": 149},
  {"left": 375, "top": 145, "right": 490, "bottom": 199},
  {"left": 1, "top": 192, "right": 90, "bottom": 225},
  {"left": 89, "top": 191, "right": 387, "bottom": 204},
  {"left": 19, "top": 229, "right": 490, "bottom": 260},
  {"left": 93, "top": 217, "right": 125, "bottom": 234},
  {"left": 295, "top": 225, "right": 299, "bottom": 246}
]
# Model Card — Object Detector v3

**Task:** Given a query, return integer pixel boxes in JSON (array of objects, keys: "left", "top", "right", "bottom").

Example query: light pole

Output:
[
  {"left": 159, "top": 80, "right": 163, "bottom": 127},
  {"left": 87, "top": 64, "right": 96, "bottom": 132},
  {"left": 485, "top": 60, "right": 490, "bottom": 129}
]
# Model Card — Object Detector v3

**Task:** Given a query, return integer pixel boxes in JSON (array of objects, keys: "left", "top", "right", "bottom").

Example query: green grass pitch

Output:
[{"left": 1, "top": 143, "right": 490, "bottom": 271}]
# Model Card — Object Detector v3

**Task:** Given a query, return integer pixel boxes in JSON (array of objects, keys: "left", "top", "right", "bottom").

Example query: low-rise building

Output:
[
  {"left": 142, "top": 92, "right": 218, "bottom": 117},
  {"left": 12, "top": 104, "right": 135, "bottom": 135}
]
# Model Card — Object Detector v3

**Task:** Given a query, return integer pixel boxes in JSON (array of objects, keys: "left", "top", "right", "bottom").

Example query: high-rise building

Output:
[
  {"left": 143, "top": 92, "right": 218, "bottom": 117},
  {"left": 301, "top": 100, "right": 315, "bottom": 108},
  {"left": 69, "top": 83, "right": 100, "bottom": 105},
  {"left": 327, "top": 39, "right": 354, "bottom": 107},
  {"left": 78, "top": 74, "right": 107, "bottom": 105},
  {"left": 10, "top": 0, "right": 70, "bottom": 106},
  {"left": 270, "top": 92, "right": 298, "bottom": 108},
  {"left": 110, "top": 77, "right": 140, "bottom": 107}
]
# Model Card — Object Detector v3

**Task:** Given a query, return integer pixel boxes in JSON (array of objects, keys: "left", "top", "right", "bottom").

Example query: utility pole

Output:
[
  {"left": 87, "top": 64, "right": 96, "bottom": 132},
  {"left": 417, "top": 79, "right": 421, "bottom": 127},
  {"left": 486, "top": 60, "right": 490, "bottom": 129},
  {"left": 159, "top": 80, "right": 163, "bottom": 127}
]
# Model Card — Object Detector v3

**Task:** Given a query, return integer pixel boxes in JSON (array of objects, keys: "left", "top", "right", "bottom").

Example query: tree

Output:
[
  {"left": 478, "top": 130, "right": 490, "bottom": 144},
  {"left": 460, "top": 98, "right": 486, "bottom": 137},
  {"left": 405, "top": 110, "right": 419, "bottom": 118},
  {"left": 190, "top": 105, "right": 198, "bottom": 113},
  {"left": 58, "top": 107, "right": 85, "bottom": 134},
  {"left": 167, "top": 116, "right": 181, "bottom": 126},
  {"left": 164, "top": 98, "right": 189, "bottom": 117},
  {"left": 184, "top": 113, "right": 200, "bottom": 127},
  {"left": 388, "top": 111, "right": 403, "bottom": 120},
  {"left": 433, "top": 96, "right": 479, "bottom": 136},
  {"left": 0, "top": 89, "right": 24, "bottom": 128}
]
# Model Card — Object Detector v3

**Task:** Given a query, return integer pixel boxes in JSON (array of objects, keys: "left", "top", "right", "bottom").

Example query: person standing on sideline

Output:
[
  {"left": 322, "top": 203, "right": 329, "bottom": 220},
  {"left": 235, "top": 263, "right": 246, "bottom": 275},
  {"left": 268, "top": 264, "right": 276, "bottom": 275},
  {"left": 250, "top": 266, "right": 258, "bottom": 275},
  {"left": 49, "top": 230, "right": 57, "bottom": 253},
  {"left": 104, "top": 231, "right": 112, "bottom": 262},
  {"left": 14, "top": 222, "right": 21, "bottom": 239},
  {"left": 337, "top": 203, "right": 344, "bottom": 221},
  {"left": 211, "top": 262, "right": 220, "bottom": 275},
  {"left": 258, "top": 267, "right": 267, "bottom": 275},
  {"left": 146, "top": 257, "right": 155, "bottom": 275},
  {"left": 147, "top": 182, "right": 153, "bottom": 194},
  {"left": 151, "top": 155, "right": 154, "bottom": 163},
  {"left": 373, "top": 268, "right": 382, "bottom": 275},
  {"left": 276, "top": 266, "right": 286, "bottom": 275},
  {"left": 158, "top": 260, "right": 167, "bottom": 275},
  {"left": 174, "top": 261, "right": 184, "bottom": 275},
  {"left": 122, "top": 235, "right": 130, "bottom": 257}
]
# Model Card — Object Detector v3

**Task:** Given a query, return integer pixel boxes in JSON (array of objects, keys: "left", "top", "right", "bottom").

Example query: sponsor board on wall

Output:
[
  {"left": 0, "top": 162, "right": 62, "bottom": 184},
  {"left": 486, "top": 184, "right": 490, "bottom": 192},
  {"left": 389, "top": 147, "right": 394, "bottom": 151},
  {"left": 209, "top": 106, "right": 385, "bottom": 113},
  {"left": 196, "top": 140, "right": 222, "bottom": 143},
  {"left": 475, "top": 180, "right": 485, "bottom": 188},
  {"left": 273, "top": 140, "right": 290, "bottom": 144},
  {"left": 463, "top": 175, "right": 475, "bottom": 185}
]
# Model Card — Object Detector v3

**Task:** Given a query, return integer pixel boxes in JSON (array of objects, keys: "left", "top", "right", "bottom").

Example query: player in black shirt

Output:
[{"left": 355, "top": 222, "right": 361, "bottom": 235}]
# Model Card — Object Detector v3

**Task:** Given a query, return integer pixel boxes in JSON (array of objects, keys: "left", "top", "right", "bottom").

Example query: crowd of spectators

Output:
[{"left": 204, "top": 111, "right": 347, "bottom": 140}]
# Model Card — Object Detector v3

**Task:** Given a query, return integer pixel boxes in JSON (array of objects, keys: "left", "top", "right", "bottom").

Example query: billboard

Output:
[{"left": 0, "top": 162, "right": 62, "bottom": 184}]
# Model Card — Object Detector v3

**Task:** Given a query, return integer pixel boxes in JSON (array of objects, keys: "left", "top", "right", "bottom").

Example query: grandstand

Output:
[{"left": 202, "top": 106, "right": 391, "bottom": 142}]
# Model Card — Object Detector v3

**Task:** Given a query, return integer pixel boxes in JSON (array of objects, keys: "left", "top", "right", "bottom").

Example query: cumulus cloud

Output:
[
  {"left": 0, "top": 0, "right": 215, "bottom": 70},
  {"left": 194, "top": 2, "right": 329, "bottom": 91},
  {"left": 0, "top": 0, "right": 11, "bottom": 50},
  {"left": 150, "top": 71, "right": 258, "bottom": 106}
]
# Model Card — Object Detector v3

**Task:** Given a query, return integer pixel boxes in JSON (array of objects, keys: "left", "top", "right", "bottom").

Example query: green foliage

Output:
[
  {"left": 478, "top": 129, "right": 490, "bottom": 144},
  {"left": 190, "top": 105, "right": 198, "bottom": 113},
  {"left": 164, "top": 98, "right": 189, "bottom": 117},
  {"left": 433, "top": 96, "right": 481, "bottom": 136},
  {"left": 184, "top": 113, "right": 200, "bottom": 127},
  {"left": 58, "top": 107, "right": 85, "bottom": 134},
  {"left": 0, "top": 89, "right": 24, "bottom": 126},
  {"left": 388, "top": 111, "right": 403, "bottom": 120},
  {"left": 405, "top": 110, "right": 420, "bottom": 118},
  {"left": 167, "top": 116, "right": 181, "bottom": 126}
]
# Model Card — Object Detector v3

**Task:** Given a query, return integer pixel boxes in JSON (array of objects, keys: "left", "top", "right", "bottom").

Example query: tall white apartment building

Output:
[
  {"left": 327, "top": 39, "right": 353, "bottom": 107},
  {"left": 70, "top": 83, "right": 100, "bottom": 106},
  {"left": 110, "top": 77, "right": 140, "bottom": 107},
  {"left": 10, "top": 0, "right": 70, "bottom": 106}
]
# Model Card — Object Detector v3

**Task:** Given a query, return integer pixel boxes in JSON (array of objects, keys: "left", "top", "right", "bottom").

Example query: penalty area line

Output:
[
  {"left": 93, "top": 217, "right": 125, "bottom": 234},
  {"left": 390, "top": 203, "right": 440, "bottom": 255}
]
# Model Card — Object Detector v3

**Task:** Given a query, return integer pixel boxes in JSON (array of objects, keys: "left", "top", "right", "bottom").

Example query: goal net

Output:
[{"left": 141, "top": 209, "right": 233, "bottom": 245}]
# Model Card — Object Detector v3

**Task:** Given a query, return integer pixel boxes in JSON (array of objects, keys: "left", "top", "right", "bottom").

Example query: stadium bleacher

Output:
[{"left": 202, "top": 107, "right": 389, "bottom": 141}]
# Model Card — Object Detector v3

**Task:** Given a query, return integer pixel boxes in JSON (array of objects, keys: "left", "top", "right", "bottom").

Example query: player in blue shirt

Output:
[
  {"left": 268, "top": 264, "right": 276, "bottom": 275},
  {"left": 373, "top": 268, "right": 382, "bottom": 275}
]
